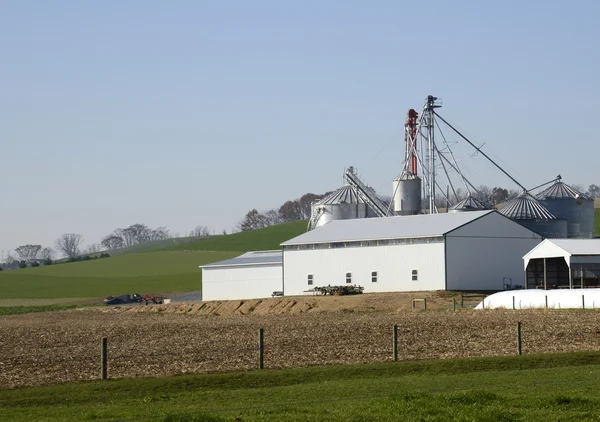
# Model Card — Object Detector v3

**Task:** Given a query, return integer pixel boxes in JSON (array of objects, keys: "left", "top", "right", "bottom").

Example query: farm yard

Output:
[{"left": 2, "top": 298, "right": 600, "bottom": 389}]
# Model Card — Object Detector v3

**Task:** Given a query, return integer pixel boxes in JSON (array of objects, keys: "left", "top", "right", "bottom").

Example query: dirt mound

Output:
[{"left": 93, "top": 292, "right": 468, "bottom": 316}]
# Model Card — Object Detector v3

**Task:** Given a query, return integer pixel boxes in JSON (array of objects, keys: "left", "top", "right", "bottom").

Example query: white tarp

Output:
[{"left": 475, "top": 288, "right": 600, "bottom": 310}]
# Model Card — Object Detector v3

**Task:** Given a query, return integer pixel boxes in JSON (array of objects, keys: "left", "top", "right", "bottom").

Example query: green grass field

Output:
[
  {"left": 0, "top": 221, "right": 307, "bottom": 301},
  {"left": 0, "top": 251, "right": 237, "bottom": 299},
  {"left": 161, "top": 220, "right": 307, "bottom": 252},
  {"left": 2, "top": 352, "right": 600, "bottom": 421}
]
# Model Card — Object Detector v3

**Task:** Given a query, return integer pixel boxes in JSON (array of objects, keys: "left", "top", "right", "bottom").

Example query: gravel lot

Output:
[{"left": 2, "top": 300, "right": 600, "bottom": 388}]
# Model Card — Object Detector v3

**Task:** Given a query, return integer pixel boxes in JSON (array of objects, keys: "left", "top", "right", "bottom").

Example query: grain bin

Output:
[
  {"left": 449, "top": 194, "right": 490, "bottom": 213},
  {"left": 536, "top": 180, "right": 594, "bottom": 238},
  {"left": 499, "top": 192, "right": 567, "bottom": 238}
]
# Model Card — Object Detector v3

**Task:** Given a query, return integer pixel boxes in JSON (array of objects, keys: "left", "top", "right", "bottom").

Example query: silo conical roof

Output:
[
  {"left": 499, "top": 193, "right": 557, "bottom": 220},
  {"left": 536, "top": 181, "right": 590, "bottom": 200},
  {"left": 449, "top": 194, "right": 490, "bottom": 212},
  {"left": 314, "top": 185, "right": 364, "bottom": 205}
]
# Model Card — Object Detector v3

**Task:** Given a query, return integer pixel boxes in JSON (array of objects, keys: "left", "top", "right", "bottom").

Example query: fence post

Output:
[
  {"left": 512, "top": 296, "right": 515, "bottom": 310},
  {"left": 460, "top": 295, "right": 464, "bottom": 308},
  {"left": 424, "top": 298, "right": 427, "bottom": 311},
  {"left": 258, "top": 328, "right": 264, "bottom": 369},
  {"left": 545, "top": 295, "right": 548, "bottom": 309},
  {"left": 101, "top": 337, "right": 108, "bottom": 380},
  {"left": 452, "top": 297, "right": 456, "bottom": 311},
  {"left": 582, "top": 295, "right": 585, "bottom": 310},
  {"left": 393, "top": 325, "right": 398, "bottom": 362},
  {"left": 516, "top": 322, "right": 522, "bottom": 356}
]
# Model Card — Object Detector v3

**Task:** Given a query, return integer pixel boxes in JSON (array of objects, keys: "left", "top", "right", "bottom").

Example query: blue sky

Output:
[{"left": 1, "top": 0, "right": 599, "bottom": 255}]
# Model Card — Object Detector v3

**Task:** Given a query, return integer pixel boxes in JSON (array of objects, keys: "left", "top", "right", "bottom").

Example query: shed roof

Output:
[
  {"left": 201, "top": 250, "right": 282, "bottom": 269},
  {"left": 281, "top": 210, "right": 494, "bottom": 245},
  {"left": 523, "top": 239, "right": 600, "bottom": 270},
  {"left": 540, "top": 239, "right": 600, "bottom": 256}
]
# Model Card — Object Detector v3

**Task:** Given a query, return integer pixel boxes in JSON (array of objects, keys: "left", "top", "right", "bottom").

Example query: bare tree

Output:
[
  {"left": 239, "top": 209, "right": 268, "bottom": 231},
  {"left": 101, "top": 235, "right": 124, "bottom": 251},
  {"left": 55, "top": 233, "right": 83, "bottom": 258},
  {"left": 150, "top": 226, "right": 171, "bottom": 241},
  {"left": 189, "top": 225, "right": 210, "bottom": 237},
  {"left": 40, "top": 247, "right": 54, "bottom": 260},
  {"left": 85, "top": 243, "right": 102, "bottom": 254},
  {"left": 15, "top": 245, "right": 42, "bottom": 262},
  {"left": 587, "top": 184, "right": 600, "bottom": 199}
]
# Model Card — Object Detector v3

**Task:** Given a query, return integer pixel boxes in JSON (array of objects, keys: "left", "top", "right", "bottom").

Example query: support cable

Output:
[{"left": 434, "top": 112, "right": 528, "bottom": 193}]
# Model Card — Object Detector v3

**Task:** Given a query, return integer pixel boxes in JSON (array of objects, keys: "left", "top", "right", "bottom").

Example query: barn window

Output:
[
  {"left": 346, "top": 272, "right": 352, "bottom": 284},
  {"left": 371, "top": 271, "right": 378, "bottom": 283},
  {"left": 412, "top": 269, "right": 418, "bottom": 281},
  {"left": 307, "top": 274, "right": 313, "bottom": 286}
]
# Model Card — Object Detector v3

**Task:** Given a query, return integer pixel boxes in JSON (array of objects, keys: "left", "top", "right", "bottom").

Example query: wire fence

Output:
[{"left": 3, "top": 306, "right": 600, "bottom": 389}]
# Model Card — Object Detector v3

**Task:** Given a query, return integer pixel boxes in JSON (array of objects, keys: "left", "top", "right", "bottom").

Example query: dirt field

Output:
[{"left": 2, "top": 292, "right": 600, "bottom": 389}]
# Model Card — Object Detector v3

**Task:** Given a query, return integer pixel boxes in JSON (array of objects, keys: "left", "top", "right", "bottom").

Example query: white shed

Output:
[
  {"left": 281, "top": 210, "right": 542, "bottom": 295},
  {"left": 523, "top": 239, "right": 600, "bottom": 289},
  {"left": 200, "top": 250, "right": 282, "bottom": 301}
]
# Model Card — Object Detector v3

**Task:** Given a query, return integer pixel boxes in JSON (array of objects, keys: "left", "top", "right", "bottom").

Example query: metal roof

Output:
[
  {"left": 201, "top": 250, "right": 282, "bottom": 269},
  {"left": 314, "top": 185, "right": 365, "bottom": 205},
  {"left": 536, "top": 181, "right": 590, "bottom": 200},
  {"left": 281, "top": 210, "right": 494, "bottom": 245},
  {"left": 545, "top": 239, "right": 600, "bottom": 256},
  {"left": 449, "top": 195, "right": 490, "bottom": 211},
  {"left": 499, "top": 193, "right": 557, "bottom": 220}
]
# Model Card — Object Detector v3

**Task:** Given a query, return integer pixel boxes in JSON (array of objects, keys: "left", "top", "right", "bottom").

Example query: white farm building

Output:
[
  {"left": 201, "top": 210, "right": 543, "bottom": 300},
  {"left": 201, "top": 251, "right": 282, "bottom": 301},
  {"left": 281, "top": 210, "right": 541, "bottom": 295}
]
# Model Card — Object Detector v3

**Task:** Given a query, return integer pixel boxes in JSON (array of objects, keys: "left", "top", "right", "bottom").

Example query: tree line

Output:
[
  {"left": 237, "top": 192, "right": 330, "bottom": 231},
  {"left": 1, "top": 222, "right": 219, "bottom": 271}
]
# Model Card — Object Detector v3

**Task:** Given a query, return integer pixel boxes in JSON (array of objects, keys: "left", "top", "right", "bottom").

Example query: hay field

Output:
[{"left": 2, "top": 302, "right": 600, "bottom": 389}]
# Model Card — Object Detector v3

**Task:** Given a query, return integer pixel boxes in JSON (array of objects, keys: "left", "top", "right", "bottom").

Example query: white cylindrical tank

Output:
[{"left": 393, "top": 173, "right": 421, "bottom": 215}]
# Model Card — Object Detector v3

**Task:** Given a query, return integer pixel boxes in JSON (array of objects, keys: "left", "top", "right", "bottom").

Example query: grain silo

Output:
[
  {"left": 392, "top": 173, "right": 422, "bottom": 215},
  {"left": 449, "top": 194, "right": 490, "bottom": 213},
  {"left": 308, "top": 167, "right": 388, "bottom": 230},
  {"left": 499, "top": 192, "right": 567, "bottom": 238},
  {"left": 536, "top": 179, "right": 594, "bottom": 238}
]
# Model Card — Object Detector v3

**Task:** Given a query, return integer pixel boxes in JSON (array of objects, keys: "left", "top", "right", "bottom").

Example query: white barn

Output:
[
  {"left": 281, "top": 210, "right": 542, "bottom": 295},
  {"left": 200, "top": 251, "right": 282, "bottom": 301}
]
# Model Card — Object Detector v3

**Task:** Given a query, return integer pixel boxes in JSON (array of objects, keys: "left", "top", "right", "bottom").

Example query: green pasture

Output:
[
  {"left": 2, "top": 352, "right": 600, "bottom": 421},
  {"left": 106, "top": 236, "right": 210, "bottom": 256},
  {"left": 0, "top": 251, "right": 237, "bottom": 299},
  {"left": 162, "top": 220, "right": 307, "bottom": 252}
]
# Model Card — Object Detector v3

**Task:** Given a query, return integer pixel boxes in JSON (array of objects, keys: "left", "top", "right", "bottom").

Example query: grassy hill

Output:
[
  {"left": 105, "top": 235, "right": 211, "bottom": 256},
  {"left": 0, "top": 251, "right": 238, "bottom": 299},
  {"left": 161, "top": 220, "right": 308, "bottom": 252},
  {"left": 0, "top": 221, "right": 307, "bottom": 301},
  {"left": 595, "top": 209, "right": 600, "bottom": 237}
]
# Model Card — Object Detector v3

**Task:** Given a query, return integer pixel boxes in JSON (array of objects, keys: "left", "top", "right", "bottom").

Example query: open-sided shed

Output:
[{"left": 523, "top": 239, "right": 600, "bottom": 289}]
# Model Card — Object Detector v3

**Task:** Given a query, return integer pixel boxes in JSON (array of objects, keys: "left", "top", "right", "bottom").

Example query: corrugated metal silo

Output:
[
  {"left": 308, "top": 184, "right": 380, "bottom": 229},
  {"left": 392, "top": 173, "right": 421, "bottom": 215},
  {"left": 449, "top": 194, "right": 490, "bottom": 213},
  {"left": 499, "top": 192, "right": 568, "bottom": 238},
  {"left": 536, "top": 181, "right": 594, "bottom": 239}
]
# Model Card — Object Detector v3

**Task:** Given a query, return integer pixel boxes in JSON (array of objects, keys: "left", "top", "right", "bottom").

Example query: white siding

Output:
[
  {"left": 202, "top": 264, "right": 282, "bottom": 301},
  {"left": 283, "top": 242, "right": 446, "bottom": 296},
  {"left": 446, "top": 212, "right": 541, "bottom": 290}
]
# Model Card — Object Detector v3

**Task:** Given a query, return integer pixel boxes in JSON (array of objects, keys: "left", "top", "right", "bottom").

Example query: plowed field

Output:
[{"left": 2, "top": 293, "right": 600, "bottom": 389}]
